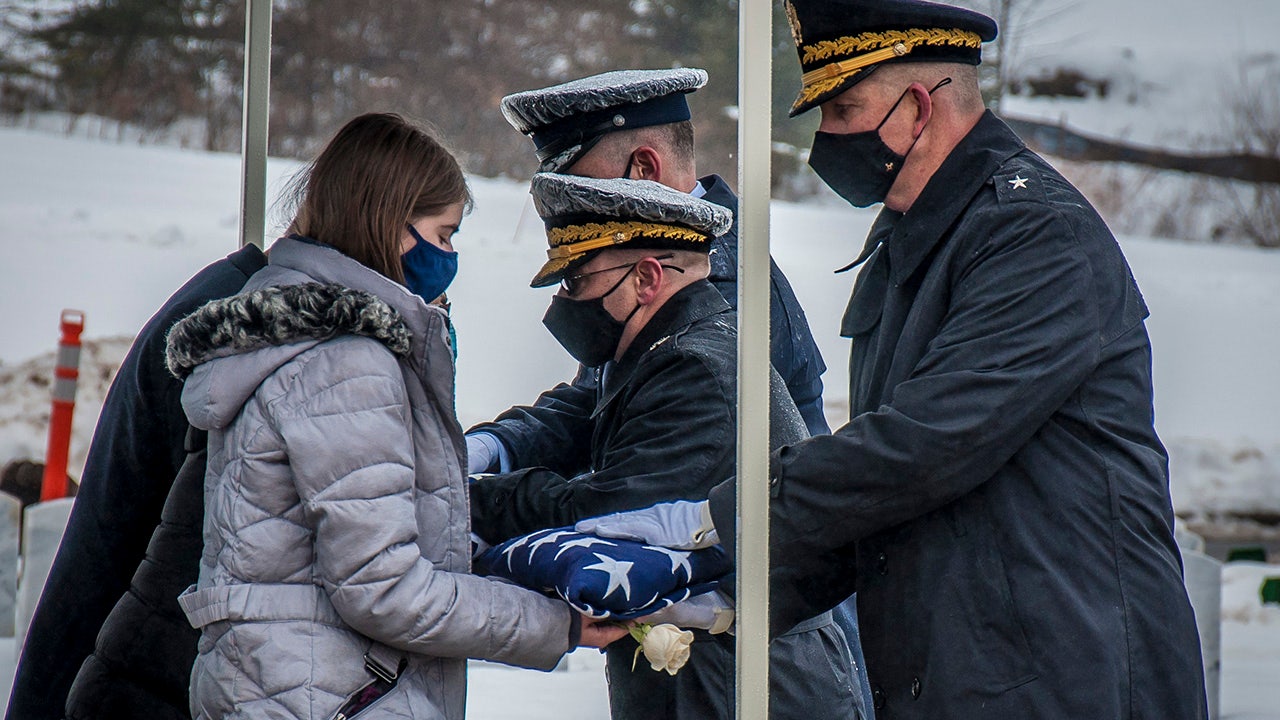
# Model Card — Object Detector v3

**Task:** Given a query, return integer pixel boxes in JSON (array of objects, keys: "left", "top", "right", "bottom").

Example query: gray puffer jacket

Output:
[{"left": 166, "top": 237, "right": 573, "bottom": 720}]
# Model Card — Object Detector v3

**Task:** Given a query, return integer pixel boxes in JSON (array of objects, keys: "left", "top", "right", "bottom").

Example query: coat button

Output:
[
  {"left": 876, "top": 552, "right": 888, "bottom": 575},
  {"left": 911, "top": 676, "right": 922, "bottom": 699}
]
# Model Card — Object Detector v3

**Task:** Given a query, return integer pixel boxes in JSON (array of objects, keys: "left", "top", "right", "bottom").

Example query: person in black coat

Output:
[
  {"left": 580, "top": 2, "right": 1209, "bottom": 719},
  {"left": 6, "top": 244, "right": 266, "bottom": 720},
  {"left": 468, "top": 69, "right": 874, "bottom": 717},
  {"left": 467, "top": 68, "right": 829, "bottom": 479},
  {"left": 470, "top": 173, "right": 862, "bottom": 720}
]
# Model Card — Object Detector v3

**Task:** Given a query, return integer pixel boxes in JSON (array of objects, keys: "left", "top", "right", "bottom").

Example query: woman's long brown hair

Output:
[{"left": 286, "top": 113, "right": 472, "bottom": 284}]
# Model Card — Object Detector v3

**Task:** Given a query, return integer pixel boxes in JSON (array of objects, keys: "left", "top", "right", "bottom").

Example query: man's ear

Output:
[
  {"left": 908, "top": 82, "right": 933, "bottom": 137},
  {"left": 633, "top": 257, "right": 666, "bottom": 305},
  {"left": 630, "top": 146, "right": 662, "bottom": 182}
]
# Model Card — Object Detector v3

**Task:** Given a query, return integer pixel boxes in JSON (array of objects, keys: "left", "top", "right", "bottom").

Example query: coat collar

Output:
[
  {"left": 267, "top": 236, "right": 449, "bottom": 360},
  {"left": 699, "top": 174, "right": 737, "bottom": 211},
  {"left": 698, "top": 174, "right": 741, "bottom": 284},
  {"left": 884, "top": 110, "right": 1025, "bottom": 285},
  {"left": 593, "top": 280, "right": 730, "bottom": 416},
  {"left": 261, "top": 236, "right": 456, "bottom": 407}
]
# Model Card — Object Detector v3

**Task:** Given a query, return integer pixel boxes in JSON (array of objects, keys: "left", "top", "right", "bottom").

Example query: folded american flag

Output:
[{"left": 473, "top": 528, "right": 731, "bottom": 619}]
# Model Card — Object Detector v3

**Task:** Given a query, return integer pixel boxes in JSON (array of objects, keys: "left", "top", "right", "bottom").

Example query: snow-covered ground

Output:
[
  {"left": 1, "top": 0, "right": 1278, "bottom": 715},
  {"left": 3, "top": 127, "right": 1277, "bottom": 515},
  {"left": 1, "top": 123, "right": 1277, "bottom": 718}
]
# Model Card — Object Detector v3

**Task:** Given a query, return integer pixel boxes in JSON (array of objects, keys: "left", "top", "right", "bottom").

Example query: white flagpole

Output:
[
  {"left": 239, "top": 0, "right": 272, "bottom": 249},
  {"left": 736, "top": 1, "right": 772, "bottom": 719}
]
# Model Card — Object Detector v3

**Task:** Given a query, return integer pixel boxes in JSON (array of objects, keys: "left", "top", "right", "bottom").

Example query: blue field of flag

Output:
[{"left": 474, "top": 528, "right": 732, "bottom": 619}]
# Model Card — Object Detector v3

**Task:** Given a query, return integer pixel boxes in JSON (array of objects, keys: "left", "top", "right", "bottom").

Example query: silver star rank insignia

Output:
[{"left": 1008, "top": 175, "right": 1029, "bottom": 190}]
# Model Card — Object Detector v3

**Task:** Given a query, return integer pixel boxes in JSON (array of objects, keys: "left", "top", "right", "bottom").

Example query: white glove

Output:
[
  {"left": 575, "top": 500, "right": 718, "bottom": 551},
  {"left": 466, "top": 433, "right": 498, "bottom": 474},
  {"left": 642, "top": 591, "right": 735, "bottom": 634}
]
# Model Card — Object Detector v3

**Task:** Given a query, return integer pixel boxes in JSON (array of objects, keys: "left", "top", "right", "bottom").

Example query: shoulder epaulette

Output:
[{"left": 992, "top": 163, "right": 1047, "bottom": 205}]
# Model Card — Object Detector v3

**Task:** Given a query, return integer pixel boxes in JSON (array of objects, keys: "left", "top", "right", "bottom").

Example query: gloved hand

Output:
[
  {"left": 642, "top": 591, "right": 735, "bottom": 634},
  {"left": 575, "top": 500, "right": 718, "bottom": 551},
  {"left": 466, "top": 433, "right": 497, "bottom": 474}
]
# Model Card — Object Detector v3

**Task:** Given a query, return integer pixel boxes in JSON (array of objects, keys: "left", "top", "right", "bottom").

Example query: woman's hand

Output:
[{"left": 577, "top": 616, "right": 629, "bottom": 648}]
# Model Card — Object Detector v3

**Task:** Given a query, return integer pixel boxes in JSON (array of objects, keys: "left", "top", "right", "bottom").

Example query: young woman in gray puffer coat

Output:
[{"left": 164, "top": 113, "right": 626, "bottom": 720}]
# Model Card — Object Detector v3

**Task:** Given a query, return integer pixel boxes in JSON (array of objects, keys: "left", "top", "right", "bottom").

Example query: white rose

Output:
[{"left": 636, "top": 623, "right": 695, "bottom": 675}]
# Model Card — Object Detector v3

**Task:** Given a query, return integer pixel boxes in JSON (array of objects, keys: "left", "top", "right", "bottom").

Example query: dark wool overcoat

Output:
[
  {"left": 470, "top": 280, "right": 861, "bottom": 720},
  {"left": 700, "top": 174, "right": 830, "bottom": 436},
  {"left": 6, "top": 245, "right": 266, "bottom": 720},
  {"left": 470, "top": 174, "right": 830, "bottom": 463},
  {"left": 709, "top": 111, "right": 1208, "bottom": 720}
]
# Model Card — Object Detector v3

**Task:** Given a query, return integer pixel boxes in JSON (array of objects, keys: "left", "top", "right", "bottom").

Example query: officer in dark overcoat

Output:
[
  {"left": 580, "top": 1, "right": 1209, "bottom": 718},
  {"left": 465, "top": 68, "right": 830, "bottom": 464},
  {"left": 470, "top": 172, "right": 864, "bottom": 720}
]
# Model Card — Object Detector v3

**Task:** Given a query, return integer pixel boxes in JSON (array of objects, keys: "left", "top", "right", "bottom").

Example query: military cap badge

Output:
[
  {"left": 786, "top": 0, "right": 997, "bottom": 116},
  {"left": 528, "top": 173, "right": 731, "bottom": 288}
]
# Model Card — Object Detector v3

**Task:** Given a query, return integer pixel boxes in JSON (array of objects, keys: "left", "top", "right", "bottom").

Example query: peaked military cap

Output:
[
  {"left": 502, "top": 68, "right": 708, "bottom": 173},
  {"left": 528, "top": 173, "right": 732, "bottom": 288},
  {"left": 784, "top": 0, "right": 997, "bottom": 116}
]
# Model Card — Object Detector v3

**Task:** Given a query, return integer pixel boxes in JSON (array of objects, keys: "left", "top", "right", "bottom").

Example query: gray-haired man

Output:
[{"left": 470, "top": 172, "right": 864, "bottom": 720}]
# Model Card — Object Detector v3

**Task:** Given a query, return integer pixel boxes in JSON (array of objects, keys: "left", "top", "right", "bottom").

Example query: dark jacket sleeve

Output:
[
  {"left": 772, "top": 205, "right": 1097, "bottom": 543},
  {"left": 6, "top": 246, "right": 264, "bottom": 720},
  {"left": 711, "top": 204, "right": 1100, "bottom": 635},
  {"left": 711, "top": 261, "right": 828, "bottom": 438},
  {"left": 468, "top": 365, "right": 598, "bottom": 475},
  {"left": 767, "top": 258, "right": 828, "bottom": 435},
  {"left": 708, "top": 478, "right": 860, "bottom": 639},
  {"left": 470, "top": 350, "right": 734, "bottom": 544}
]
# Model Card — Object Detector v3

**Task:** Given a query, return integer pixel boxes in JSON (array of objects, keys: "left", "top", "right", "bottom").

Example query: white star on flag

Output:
[
  {"left": 526, "top": 530, "right": 576, "bottom": 560},
  {"left": 1008, "top": 175, "right": 1029, "bottom": 190},
  {"left": 583, "top": 552, "right": 634, "bottom": 601},
  {"left": 503, "top": 533, "right": 537, "bottom": 572},
  {"left": 553, "top": 536, "right": 617, "bottom": 561},
  {"left": 646, "top": 545, "right": 693, "bottom": 580}
]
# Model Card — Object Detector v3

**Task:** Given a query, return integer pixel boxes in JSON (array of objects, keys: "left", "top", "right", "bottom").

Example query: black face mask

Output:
[
  {"left": 807, "top": 77, "right": 951, "bottom": 208},
  {"left": 542, "top": 265, "right": 641, "bottom": 367}
]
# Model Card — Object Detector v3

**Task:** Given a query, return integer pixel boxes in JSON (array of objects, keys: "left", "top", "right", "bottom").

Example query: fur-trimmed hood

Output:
[
  {"left": 167, "top": 281, "right": 413, "bottom": 431},
  {"left": 169, "top": 236, "right": 455, "bottom": 432},
  {"left": 166, "top": 282, "right": 412, "bottom": 379}
]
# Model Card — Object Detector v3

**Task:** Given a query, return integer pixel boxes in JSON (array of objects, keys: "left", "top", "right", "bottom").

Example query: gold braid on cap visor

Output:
[
  {"left": 539, "top": 221, "right": 710, "bottom": 278},
  {"left": 794, "top": 28, "right": 982, "bottom": 109}
]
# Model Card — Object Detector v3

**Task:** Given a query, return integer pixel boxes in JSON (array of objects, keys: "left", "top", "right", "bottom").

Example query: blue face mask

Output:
[{"left": 401, "top": 224, "right": 458, "bottom": 302}]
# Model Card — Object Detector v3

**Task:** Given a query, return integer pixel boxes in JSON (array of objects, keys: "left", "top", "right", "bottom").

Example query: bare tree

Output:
[
  {"left": 1220, "top": 58, "right": 1280, "bottom": 247},
  {"left": 948, "top": 0, "right": 1076, "bottom": 111}
]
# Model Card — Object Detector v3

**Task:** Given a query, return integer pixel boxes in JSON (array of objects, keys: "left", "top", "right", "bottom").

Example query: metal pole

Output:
[
  {"left": 239, "top": 0, "right": 272, "bottom": 249},
  {"left": 736, "top": 1, "right": 772, "bottom": 719}
]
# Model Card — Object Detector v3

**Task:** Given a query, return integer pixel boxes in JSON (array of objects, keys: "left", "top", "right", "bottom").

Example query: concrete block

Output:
[
  {"left": 14, "top": 498, "right": 74, "bottom": 651},
  {"left": 0, "top": 491, "right": 20, "bottom": 637}
]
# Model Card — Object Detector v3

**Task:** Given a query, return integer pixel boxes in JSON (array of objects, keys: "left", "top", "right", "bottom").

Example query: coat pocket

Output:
[
  {"left": 330, "top": 663, "right": 406, "bottom": 720},
  {"left": 964, "top": 512, "right": 1038, "bottom": 693}
]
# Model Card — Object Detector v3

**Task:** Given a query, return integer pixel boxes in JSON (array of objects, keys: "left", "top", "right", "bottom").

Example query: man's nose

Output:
[{"left": 816, "top": 107, "right": 844, "bottom": 134}]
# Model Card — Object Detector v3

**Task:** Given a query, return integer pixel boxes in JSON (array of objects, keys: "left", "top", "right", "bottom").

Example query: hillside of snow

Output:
[
  {"left": 2, "top": 125, "right": 1277, "bottom": 525},
  {"left": 2, "top": 124, "right": 1277, "bottom": 717},
  {"left": 2, "top": 0, "right": 1279, "bottom": 713}
]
